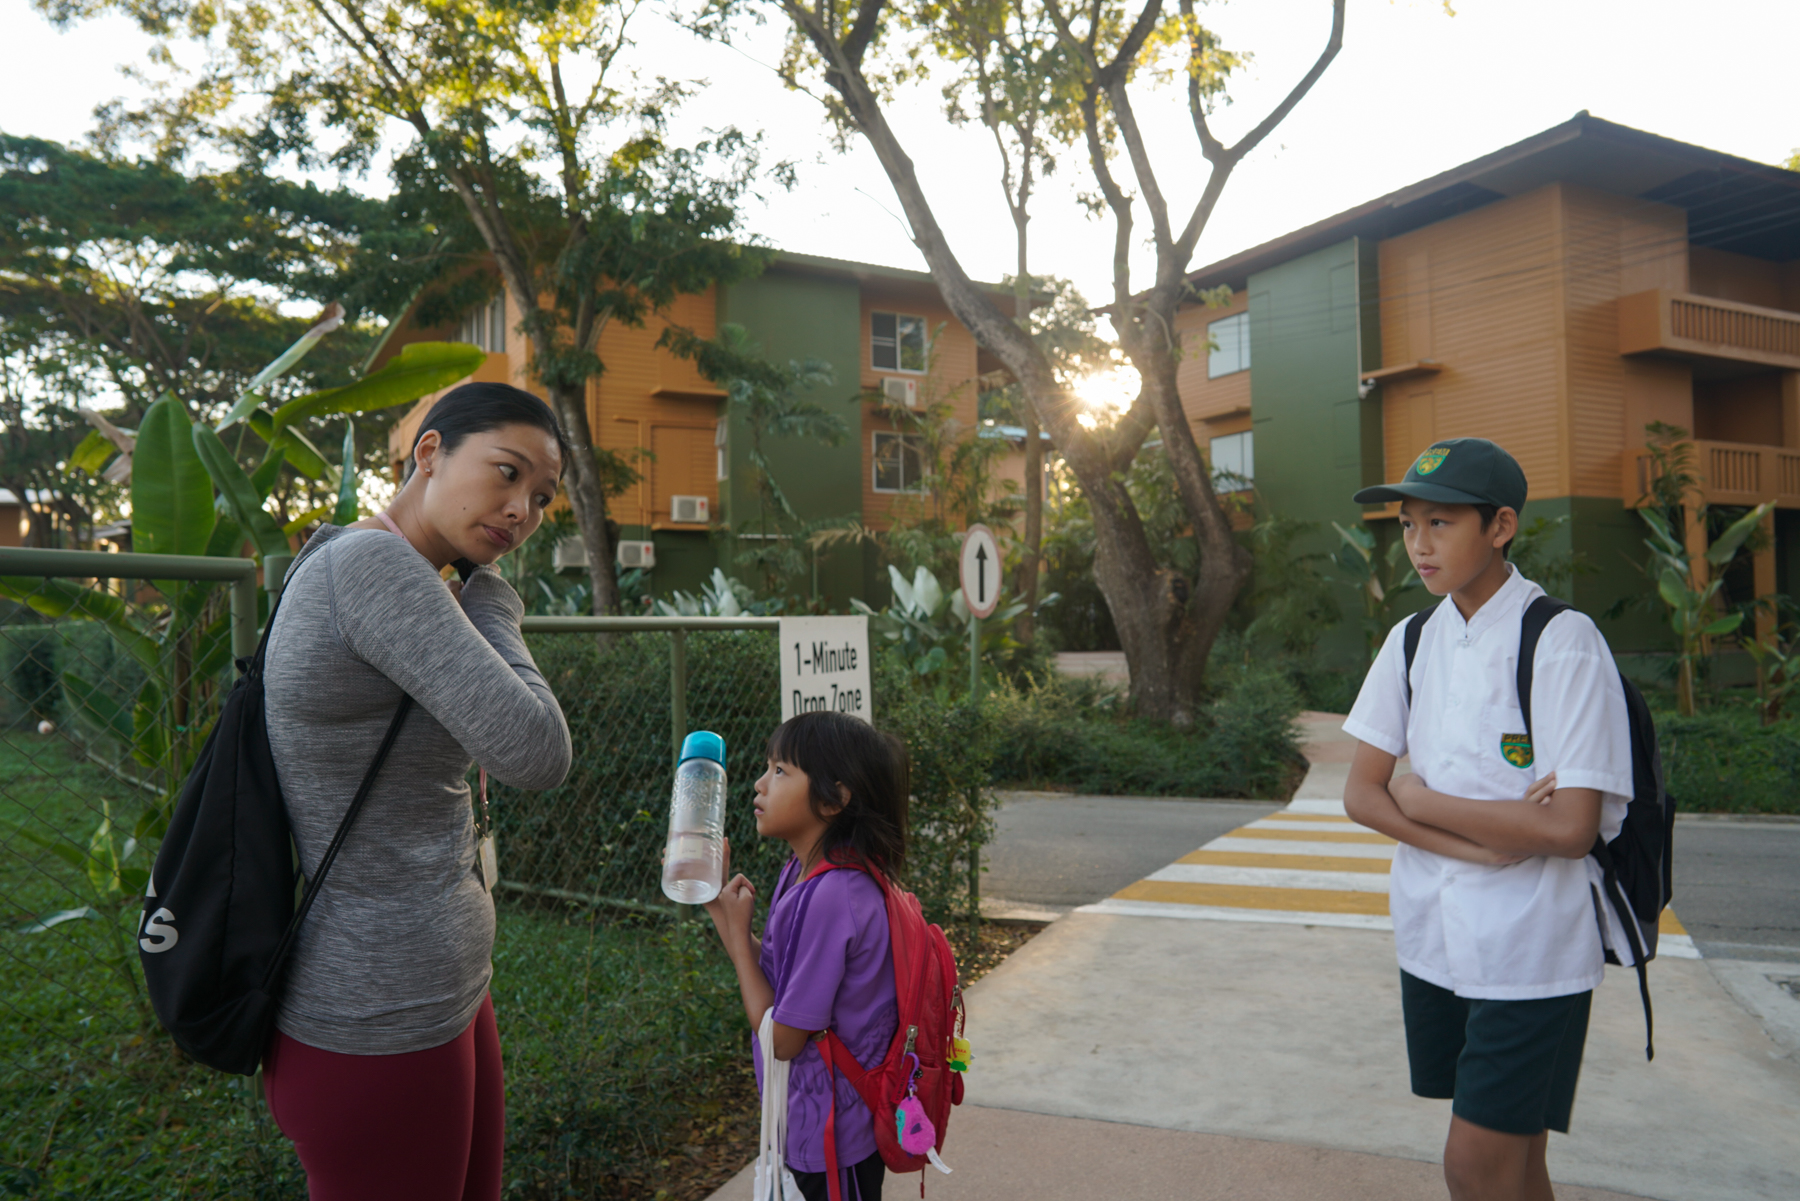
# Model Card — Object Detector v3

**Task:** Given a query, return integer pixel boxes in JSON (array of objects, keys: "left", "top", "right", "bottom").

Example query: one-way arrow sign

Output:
[{"left": 960, "top": 523, "right": 1001, "bottom": 619}]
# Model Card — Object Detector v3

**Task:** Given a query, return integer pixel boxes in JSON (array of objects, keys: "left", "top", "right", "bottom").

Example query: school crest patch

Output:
[
  {"left": 1413, "top": 448, "right": 1449, "bottom": 476},
  {"left": 1500, "top": 733, "right": 1534, "bottom": 769}
]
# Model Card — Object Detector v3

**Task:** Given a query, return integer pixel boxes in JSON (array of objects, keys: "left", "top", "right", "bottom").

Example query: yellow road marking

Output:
[
  {"left": 1260, "top": 812, "right": 1355, "bottom": 823},
  {"left": 1177, "top": 850, "right": 1392, "bottom": 875},
  {"left": 1230, "top": 827, "right": 1396, "bottom": 846},
  {"left": 1113, "top": 879, "right": 1391, "bottom": 915},
  {"left": 1661, "top": 909, "right": 1688, "bottom": 935}
]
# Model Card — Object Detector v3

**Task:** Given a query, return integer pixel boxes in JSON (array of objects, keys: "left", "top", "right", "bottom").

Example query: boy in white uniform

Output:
[{"left": 1343, "top": 438, "right": 1634, "bottom": 1201}]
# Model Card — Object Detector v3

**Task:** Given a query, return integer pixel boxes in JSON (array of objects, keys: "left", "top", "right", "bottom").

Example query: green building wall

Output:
[
  {"left": 1248, "top": 237, "right": 1393, "bottom": 667},
  {"left": 717, "top": 270, "right": 869, "bottom": 607}
]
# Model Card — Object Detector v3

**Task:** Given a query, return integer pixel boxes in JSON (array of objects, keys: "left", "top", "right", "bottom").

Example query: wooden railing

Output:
[
  {"left": 1619, "top": 290, "right": 1800, "bottom": 371},
  {"left": 1623, "top": 439, "right": 1800, "bottom": 509}
]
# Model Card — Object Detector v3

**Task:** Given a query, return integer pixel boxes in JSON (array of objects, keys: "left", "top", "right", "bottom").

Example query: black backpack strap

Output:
[
  {"left": 261, "top": 694, "right": 413, "bottom": 990},
  {"left": 1515, "top": 595, "right": 1573, "bottom": 736},
  {"left": 1401, "top": 603, "right": 1438, "bottom": 708}
]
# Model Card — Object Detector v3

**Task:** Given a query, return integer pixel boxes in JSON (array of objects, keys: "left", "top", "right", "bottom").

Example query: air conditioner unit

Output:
[
  {"left": 670, "top": 495, "right": 710, "bottom": 524},
  {"left": 881, "top": 377, "right": 919, "bottom": 408},
  {"left": 617, "top": 539, "right": 656, "bottom": 569},
  {"left": 552, "top": 536, "right": 588, "bottom": 571}
]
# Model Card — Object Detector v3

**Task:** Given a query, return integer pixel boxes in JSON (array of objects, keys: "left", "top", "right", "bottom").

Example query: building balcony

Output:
[
  {"left": 1622, "top": 438, "right": 1800, "bottom": 509},
  {"left": 1618, "top": 290, "right": 1800, "bottom": 373}
]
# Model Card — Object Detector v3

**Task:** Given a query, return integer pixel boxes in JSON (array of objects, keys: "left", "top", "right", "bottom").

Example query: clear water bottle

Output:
[{"left": 661, "top": 730, "right": 727, "bottom": 904}]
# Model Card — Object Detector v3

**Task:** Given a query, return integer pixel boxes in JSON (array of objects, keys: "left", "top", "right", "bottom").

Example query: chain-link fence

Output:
[{"left": 1, "top": 547, "right": 996, "bottom": 1197}]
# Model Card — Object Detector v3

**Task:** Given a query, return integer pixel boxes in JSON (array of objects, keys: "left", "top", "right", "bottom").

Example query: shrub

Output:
[
  {"left": 985, "top": 664, "right": 1303, "bottom": 798},
  {"left": 1656, "top": 708, "right": 1800, "bottom": 815}
]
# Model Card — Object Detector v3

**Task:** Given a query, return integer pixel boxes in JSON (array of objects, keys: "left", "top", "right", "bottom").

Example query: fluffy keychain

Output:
[{"left": 893, "top": 1052, "right": 954, "bottom": 1175}]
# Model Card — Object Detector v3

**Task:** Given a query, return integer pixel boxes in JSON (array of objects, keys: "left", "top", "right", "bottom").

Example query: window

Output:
[
  {"left": 872, "top": 431, "right": 926, "bottom": 493},
  {"left": 1210, "top": 430, "right": 1253, "bottom": 487},
  {"left": 1208, "top": 311, "right": 1249, "bottom": 378},
  {"left": 715, "top": 419, "right": 729, "bottom": 481},
  {"left": 460, "top": 296, "right": 507, "bottom": 354},
  {"left": 872, "top": 311, "right": 927, "bottom": 373}
]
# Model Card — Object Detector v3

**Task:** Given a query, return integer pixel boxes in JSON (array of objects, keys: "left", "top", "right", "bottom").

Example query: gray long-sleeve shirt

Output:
[{"left": 264, "top": 525, "right": 570, "bottom": 1054}]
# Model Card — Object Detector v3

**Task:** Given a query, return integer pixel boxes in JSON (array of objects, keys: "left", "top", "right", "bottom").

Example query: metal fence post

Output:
[
  {"left": 670, "top": 627, "right": 688, "bottom": 770},
  {"left": 230, "top": 571, "right": 259, "bottom": 659}
]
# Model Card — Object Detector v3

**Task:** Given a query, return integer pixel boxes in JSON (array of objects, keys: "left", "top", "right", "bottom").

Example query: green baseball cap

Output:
[{"left": 1352, "top": 437, "right": 1528, "bottom": 512}]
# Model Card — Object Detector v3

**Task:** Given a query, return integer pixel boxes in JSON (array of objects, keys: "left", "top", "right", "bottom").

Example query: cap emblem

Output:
[
  {"left": 1413, "top": 448, "right": 1449, "bottom": 476},
  {"left": 1499, "top": 733, "right": 1534, "bottom": 769}
]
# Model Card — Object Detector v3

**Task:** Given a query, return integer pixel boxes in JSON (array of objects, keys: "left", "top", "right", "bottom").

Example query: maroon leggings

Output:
[{"left": 264, "top": 994, "right": 504, "bottom": 1201}]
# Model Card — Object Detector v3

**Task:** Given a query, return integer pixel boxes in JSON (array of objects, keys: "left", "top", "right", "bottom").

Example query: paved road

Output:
[
  {"left": 1672, "top": 818, "right": 1800, "bottom": 963},
  {"left": 987, "top": 796, "right": 1800, "bottom": 965},
  {"left": 983, "top": 792, "right": 1278, "bottom": 911}
]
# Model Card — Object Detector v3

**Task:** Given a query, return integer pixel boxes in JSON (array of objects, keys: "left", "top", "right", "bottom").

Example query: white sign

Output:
[
  {"left": 780, "top": 615, "right": 873, "bottom": 725},
  {"left": 959, "top": 524, "right": 1002, "bottom": 619}
]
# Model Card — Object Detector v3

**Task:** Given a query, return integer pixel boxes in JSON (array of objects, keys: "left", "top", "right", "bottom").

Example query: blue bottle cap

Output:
[{"left": 679, "top": 730, "right": 726, "bottom": 765}]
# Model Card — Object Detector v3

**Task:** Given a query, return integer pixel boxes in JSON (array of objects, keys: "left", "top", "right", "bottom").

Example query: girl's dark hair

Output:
[
  {"left": 768, "top": 712, "right": 909, "bottom": 879},
  {"left": 412, "top": 382, "right": 570, "bottom": 478}
]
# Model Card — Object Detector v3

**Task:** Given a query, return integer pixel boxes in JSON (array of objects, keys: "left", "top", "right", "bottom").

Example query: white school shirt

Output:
[{"left": 1343, "top": 567, "right": 1635, "bottom": 1000}]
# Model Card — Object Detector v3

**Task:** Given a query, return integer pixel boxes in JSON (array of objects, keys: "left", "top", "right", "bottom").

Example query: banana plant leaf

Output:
[
  {"left": 0, "top": 578, "right": 159, "bottom": 670},
  {"left": 1704, "top": 502, "right": 1774, "bottom": 567},
  {"left": 69, "top": 429, "right": 117, "bottom": 475},
  {"left": 215, "top": 303, "right": 345, "bottom": 430},
  {"left": 271, "top": 341, "right": 485, "bottom": 432},
  {"left": 61, "top": 670, "right": 134, "bottom": 745},
  {"left": 247, "top": 411, "right": 330, "bottom": 480},
  {"left": 131, "top": 678, "right": 169, "bottom": 770},
  {"left": 193, "top": 425, "right": 290, "bottom": 561},
  {"left": 333, "top": 421, "right": 360, "bottom": 525},
  {"left": 250, "top": 445, "right": 288, "bottom": 499},
  {"left": 133, "top": 398, "right": 216, "bottom": 557},
  {"left": 283, "top": 505, "right": 332, "bottom": 536}
]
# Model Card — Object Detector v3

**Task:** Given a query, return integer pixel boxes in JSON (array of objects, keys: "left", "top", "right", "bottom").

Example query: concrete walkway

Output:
[{"left": 707, "top": 715, "right": 1800, "bottom": 1201}]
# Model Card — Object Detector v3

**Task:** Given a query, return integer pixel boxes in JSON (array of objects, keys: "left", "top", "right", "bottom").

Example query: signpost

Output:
[
  {"left": 960, "top": 524, "right": 1001, "bottom": 701},
  {"left": 779, "top": 615, "right": 873, "bottom": 725}
]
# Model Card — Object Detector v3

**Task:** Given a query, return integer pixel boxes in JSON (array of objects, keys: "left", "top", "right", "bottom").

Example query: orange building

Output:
[
  {"left": 1178, "top": 113, "right": 1800, "bottom": 658},
  {"left": 382, "top": 252, "right": 1011, "bottom": 603}
]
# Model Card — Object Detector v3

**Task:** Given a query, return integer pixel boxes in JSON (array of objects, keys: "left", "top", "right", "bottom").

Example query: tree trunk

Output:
[
  {"left": 544, "top": 381, "right": 622, "bottom": 614},
  {"left": 1016, "top": 398, "right": 1043, "bottom": 643}
]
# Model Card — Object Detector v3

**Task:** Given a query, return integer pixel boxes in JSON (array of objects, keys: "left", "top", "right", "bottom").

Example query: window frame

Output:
[
  {"left": 871, "top": 430, "right": 927, "bottom": 494},
  {"left": 871, "top": 310, "right": 928, "bottom": 374},
  {"left": 1207, "top": 311, "right": 1249, "bottom": 379},
  {"left": 1209, "top": 429, "right": 1254, "bottom": 489}
]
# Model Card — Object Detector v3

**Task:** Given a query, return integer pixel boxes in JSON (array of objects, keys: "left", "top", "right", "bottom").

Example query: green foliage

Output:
[
  {"left": 131, "top": 398, "right": 216, "bottom": 558},
  {"left": 1509, "top": 514, "right": 1594, "bottom": 599},
  {"left": 1240, "top": 516, "right": 1340, "bottom": 656},
  {"left": 1639, "top": 501, "right": 1771, "bottom": 716},
  {"left": 1655, "top": 707, "right": 1800, "bottom": 815},
  {"left": 985, "top": 664, "right": 1304, "bottom": 797},
  {"left": 654, "top": 569, "right": 784, "bottom": 618},
  {"left": 872, "top": 660, "right": 1000, "bottom": 922},
  {"left": 853, "top": 564, "right": 1036, "bottom": 685},
  {"left": 1741, "top": 595, "right": 1800, "bottom": 725},
  {"left": 1329, "top": 521, "right": 1421, "bottom": 663}
]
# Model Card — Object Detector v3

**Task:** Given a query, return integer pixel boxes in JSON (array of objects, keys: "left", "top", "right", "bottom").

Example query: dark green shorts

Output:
[{"left": 1400, "top": 970, "right": 1592, "bottom": 1136}]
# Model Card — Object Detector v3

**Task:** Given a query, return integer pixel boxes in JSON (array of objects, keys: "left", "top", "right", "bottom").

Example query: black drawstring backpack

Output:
[
  {"left": 1403, "top": 595, "right": 1677, "bottom": 1059},
  {"left": 138, "top": 557, "right": 411, "bottom": 1075}
]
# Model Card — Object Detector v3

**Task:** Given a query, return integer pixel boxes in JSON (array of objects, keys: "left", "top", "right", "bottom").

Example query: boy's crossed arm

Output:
[{"left": 1345, "top": 743, "right": 1601, "bottom": 863}]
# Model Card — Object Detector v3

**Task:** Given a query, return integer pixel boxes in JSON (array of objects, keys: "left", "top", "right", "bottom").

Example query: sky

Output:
[{"left": 3, "top": 0, "right": 1798, "bottom": 321}]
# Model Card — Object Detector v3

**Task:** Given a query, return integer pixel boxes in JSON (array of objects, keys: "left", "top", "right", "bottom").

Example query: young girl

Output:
[{"left": 704, "top": 711, "right": 909, "bottom": 1201}]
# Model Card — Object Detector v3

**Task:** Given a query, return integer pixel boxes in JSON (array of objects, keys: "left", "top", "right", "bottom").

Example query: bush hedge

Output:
[
  {"left": 1656, "top": 708, "right": 1800, "bottom": 815},
  {"left": 985, "top": 663, "right": 1305, "bottom": 798}
]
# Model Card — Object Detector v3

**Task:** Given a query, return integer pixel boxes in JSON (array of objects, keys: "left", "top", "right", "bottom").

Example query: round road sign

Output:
[{"left": 959, "top": 524, "right": 1002, "bottom": 619}]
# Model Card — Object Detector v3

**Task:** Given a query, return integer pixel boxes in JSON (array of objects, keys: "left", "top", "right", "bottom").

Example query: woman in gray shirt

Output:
[{"left": 260, "top": 383, "right": 572, "bottom": 1201}]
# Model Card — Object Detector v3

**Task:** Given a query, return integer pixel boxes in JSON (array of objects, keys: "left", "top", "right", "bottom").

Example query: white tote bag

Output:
[{"left": 754, "top": 1008, "right": 806, "bottom": 1201}]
